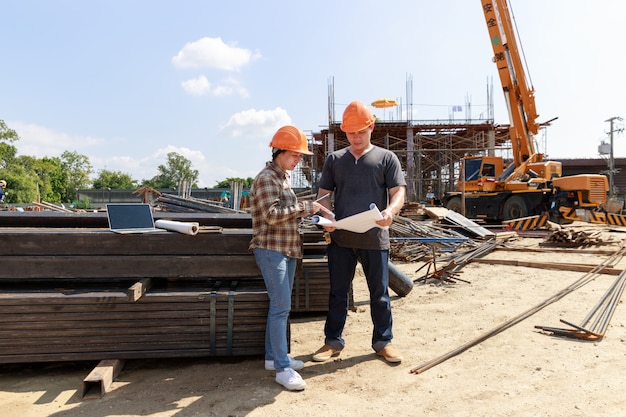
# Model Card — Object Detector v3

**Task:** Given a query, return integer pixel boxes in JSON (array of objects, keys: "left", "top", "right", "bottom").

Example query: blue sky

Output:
[{"left": 2, "top": 1, "right": 625, "bottom": 188}]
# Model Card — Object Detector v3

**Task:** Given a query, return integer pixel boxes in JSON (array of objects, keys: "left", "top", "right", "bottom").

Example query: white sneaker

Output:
[
  {"left": 265, "top": 356, "right": 304, "bottom": 371},
  {"left": 275, "top": 368, "right": 306, "bottom": 391}
]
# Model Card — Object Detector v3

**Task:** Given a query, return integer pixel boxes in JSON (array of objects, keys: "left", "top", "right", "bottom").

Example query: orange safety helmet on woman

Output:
[
  {"left": 269, "top": 125, "right": 313, "bottom": 155},
  {"left": 340, "top": 101, "right": 376, "bottom": 133}
]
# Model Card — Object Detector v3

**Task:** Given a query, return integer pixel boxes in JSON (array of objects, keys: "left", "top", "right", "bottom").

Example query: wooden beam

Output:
[
  {"left": 128, "top": 278, "right": 153, "bottom": 302},
  {"left": 471, "top": 258, "right": 622, "bottom": 275},
  {"left": 0, "top": 255, "right": 261, "bottom": 279},
  {"left": 82, "top": 359, "right": 125, "bottom": 400}
]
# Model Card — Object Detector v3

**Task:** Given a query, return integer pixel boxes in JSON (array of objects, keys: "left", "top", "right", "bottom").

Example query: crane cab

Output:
[{"left": 459, "top": 156, "right": 504, "bottom": 192}]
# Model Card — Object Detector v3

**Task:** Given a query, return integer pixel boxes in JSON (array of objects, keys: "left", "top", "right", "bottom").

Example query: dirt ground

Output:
[{"left": 2, "top": 223, "right": 626, "bottom": 417}]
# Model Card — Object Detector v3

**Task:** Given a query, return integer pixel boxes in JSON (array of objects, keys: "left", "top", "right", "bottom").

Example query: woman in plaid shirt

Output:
[{"left": 249, "top": 125, "right": 329, "bottom": 391}]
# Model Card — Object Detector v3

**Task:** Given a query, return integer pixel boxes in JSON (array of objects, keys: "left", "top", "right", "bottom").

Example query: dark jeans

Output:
[{"left": 323, "top": 241, "right": 393, "bottom": 352}]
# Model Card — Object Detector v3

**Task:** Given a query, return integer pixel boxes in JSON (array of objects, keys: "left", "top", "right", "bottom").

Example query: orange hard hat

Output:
[
  {"left": 269, "top": 125, "right": 313, "bottom": 155},
  {"left": 340, "top": 100, "right": 376, "bottom": 133}
]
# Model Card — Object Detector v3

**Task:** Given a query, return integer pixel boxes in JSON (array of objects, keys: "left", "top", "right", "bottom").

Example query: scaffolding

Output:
[{"left": 307, "top": 76, "right": 512, "bottom": 203}]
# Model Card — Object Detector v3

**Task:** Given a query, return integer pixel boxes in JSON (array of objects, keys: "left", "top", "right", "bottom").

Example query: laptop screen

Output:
[{"left": 106, "top": 203, "right": 155, "bottom": 231}]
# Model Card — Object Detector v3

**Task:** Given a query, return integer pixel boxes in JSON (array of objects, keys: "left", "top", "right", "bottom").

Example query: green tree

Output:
[
  {"left": 3, "top": 153, "right": 67, "bottom": 204},
  {"left": 23, "top": 156, "right": 66, "bottom": 202},
  {"left": 144, "top": 152, "right": 198, "bottom": 189},
  {"left": 0, "top": 120, "right": 20, "bottom": 143},
  {"left": 0, "top": 141, "right": 18, "bottom": 170},
  {"left": 214, "top": 177, "right": 254, "bottom": 188},
  {"left": 60, "top": 150, "right": 92, "bottom": 201},
  {"left": 0, "top": 139, "right": 39, "bottom": 204},
  {"left": 0, "top": 121, "right": 36, "bottom": 203},
  {"left": 93, "top": 169, "right": 138, "bottom": 189},
  {"left": 1, "top": 164, "right": 39, "bottom": 204},
  {"left": 0, "top": 121, "right": 94, "bottom": 204}
]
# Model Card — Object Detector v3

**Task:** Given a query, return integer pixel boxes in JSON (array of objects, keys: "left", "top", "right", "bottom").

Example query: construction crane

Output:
[{"left": 442, "top": 0, "right": 608, "bottom": 224}]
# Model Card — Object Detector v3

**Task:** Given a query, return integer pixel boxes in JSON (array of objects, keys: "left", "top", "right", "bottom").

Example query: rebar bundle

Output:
[
  {"left": 410, "top": 243, "right": 626, "bottom": 374},
  {"left": 535, "top": 268, "right": 626, "bottom": 341}
]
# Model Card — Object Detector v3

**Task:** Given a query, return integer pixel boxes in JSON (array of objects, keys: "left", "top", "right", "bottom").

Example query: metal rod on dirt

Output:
[
  {"left": 536, "top": 268, "right": 626, "bottom": 341},
  {"left": 410, "top": 245, "right": 626, "bottom": 374}
]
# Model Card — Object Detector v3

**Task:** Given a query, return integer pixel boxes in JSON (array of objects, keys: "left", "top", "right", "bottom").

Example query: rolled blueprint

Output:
[
  {"left": 154, "top": 219, "right": 200, "bottom": 236},
  {"left": 311, "top": 203, "right": 386, "bottom": 233}
]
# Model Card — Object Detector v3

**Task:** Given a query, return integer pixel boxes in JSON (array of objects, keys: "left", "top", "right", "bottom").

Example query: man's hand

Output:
[{"left": 376, "top": 210, "right": 394, "bottom": 227}]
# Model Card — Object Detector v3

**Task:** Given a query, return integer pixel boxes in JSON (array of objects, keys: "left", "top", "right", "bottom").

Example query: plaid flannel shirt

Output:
[{"left": 249, "top": 161, "right": 313, "bottom": 258}]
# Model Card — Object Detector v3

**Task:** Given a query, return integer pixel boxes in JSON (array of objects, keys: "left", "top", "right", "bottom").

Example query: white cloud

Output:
[
  {"left": 181, "top": 75, "right": 211, "bottom": 96},
  {"left": 221, "top": 107, "right": 292, "bottom": 138},
  {"left": 9, "top": 120, "right": 218, "bottom": 186},
  {"left": 144, "top": 145, "right": 257, "bottom": 188},
  {"left": 181, "top": 76, "right": 249, "bottom": 98},
  {"left": 212, "top": 77, "right": 249, "bottom": 98},
  {"left": 150, "top": 145, "right": 206, "bottom": 165},
  {"left": 172, "top": 37, "right": 261, "bottom": 71},
  {"left": 91, "top": 154, "right": 149, "bottom": 178},
  {"left": 94, "top": 145, "right": 210, "bottom": 185},
  {"left": 11, "top": 121, "right": 105, "bottom": 158}
]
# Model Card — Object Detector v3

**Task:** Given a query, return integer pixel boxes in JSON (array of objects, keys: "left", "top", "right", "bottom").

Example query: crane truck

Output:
[{"left": 442, "top": 0, "right": 608, "bottom": 224}]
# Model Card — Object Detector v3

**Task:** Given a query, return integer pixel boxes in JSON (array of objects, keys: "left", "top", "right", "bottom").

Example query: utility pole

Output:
[{"left": 605, "top": 116, "right": 624, "bottom": 199}]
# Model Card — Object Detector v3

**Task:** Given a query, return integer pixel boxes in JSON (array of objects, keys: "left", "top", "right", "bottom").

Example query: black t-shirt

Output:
[{"left": 318, "top": 146, "right": 406, "bottom": 250}]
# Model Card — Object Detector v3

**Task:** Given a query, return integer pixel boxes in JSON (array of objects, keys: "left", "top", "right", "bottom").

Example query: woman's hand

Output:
[{"left": 312, "top": 202, "right": 335, "bottom": 219}]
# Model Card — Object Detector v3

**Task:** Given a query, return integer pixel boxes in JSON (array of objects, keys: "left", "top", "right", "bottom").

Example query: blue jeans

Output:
[
  {"left": 324, "top": 242, "right": 393, "bottom": 352},
  {"left": 253, "top": 248, "right": 296, "bottom": 371}
]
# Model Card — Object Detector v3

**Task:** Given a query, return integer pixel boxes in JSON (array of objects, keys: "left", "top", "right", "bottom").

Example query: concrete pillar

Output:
[{"left": 406, "top": 128, "right": 416, "bottom": 201}]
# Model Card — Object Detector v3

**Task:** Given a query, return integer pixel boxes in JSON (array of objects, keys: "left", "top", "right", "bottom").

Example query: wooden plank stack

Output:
[
  {"left": 0, "top": 279, "right": 269, "bottom": 363},
  {"left": 541, "top": 228, "right": 607, "bottom": 247},
  {"left": 0, "top": 222, "right": 338, "bottom": 364}
]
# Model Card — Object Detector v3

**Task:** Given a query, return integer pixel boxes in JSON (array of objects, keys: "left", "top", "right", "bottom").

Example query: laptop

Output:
[{"left": 106, "top": 203, "right": 162, "bottom": 234}]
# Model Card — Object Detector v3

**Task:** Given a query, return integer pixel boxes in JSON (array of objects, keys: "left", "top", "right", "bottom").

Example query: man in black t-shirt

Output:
[{"left": 312, "top": 100, "right": 406, "bottom": 364}]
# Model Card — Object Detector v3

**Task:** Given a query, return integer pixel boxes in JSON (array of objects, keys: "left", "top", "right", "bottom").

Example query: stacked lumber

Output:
[
  {"left": 399, "top": 202, "right": 429, "bottom": 221},
  {"left": 0, "top": 210, "right": 253, "bottom": 228},
  {"left": 0, "top": 226, "right": 337, "bottom": 364},
  {"left": 0, "top": 279, "right": 270, "bottom": 363},
  {"left": 294, "top": 258, "right": 355, "bottom": 313},
  {"left": 541, "top": 228, "right": 608, "bottom": 247},
  {"left": 156, "top": 193, "right": 240, "bottom": 214}
]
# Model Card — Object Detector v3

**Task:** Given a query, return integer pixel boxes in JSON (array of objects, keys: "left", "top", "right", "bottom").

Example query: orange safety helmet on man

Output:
[
  {"left": 340, "top": 100, "right": 376, "bottom": 133},
  {"left": 269, "top": 125, "right": 313, "bottom": 155}
]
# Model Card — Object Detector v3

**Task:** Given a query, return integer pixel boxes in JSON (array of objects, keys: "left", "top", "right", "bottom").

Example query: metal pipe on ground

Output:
[{"left": 388, "top": 261, "right": 413, "bottom": 297}]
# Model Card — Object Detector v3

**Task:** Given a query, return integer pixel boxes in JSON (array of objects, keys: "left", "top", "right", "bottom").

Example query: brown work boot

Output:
[
  {"left": 376, "top": 344, "right": 403, "bottom": 363},
  {"left": 312, "top": 344, "right": 341, "bottom": 362}
]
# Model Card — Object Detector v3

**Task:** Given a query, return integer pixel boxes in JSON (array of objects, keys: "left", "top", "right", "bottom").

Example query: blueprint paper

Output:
[
  {"left": 155, "top": 219, "right": 200, "bottom": 235},
  {"left": 311, "top": 203, "right": 387, "bottom": 233}
]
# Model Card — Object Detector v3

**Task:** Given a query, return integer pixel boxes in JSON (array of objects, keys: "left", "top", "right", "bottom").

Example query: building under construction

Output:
[{"left": 299, "top": 77, "right": 513, "bottom": 203}]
